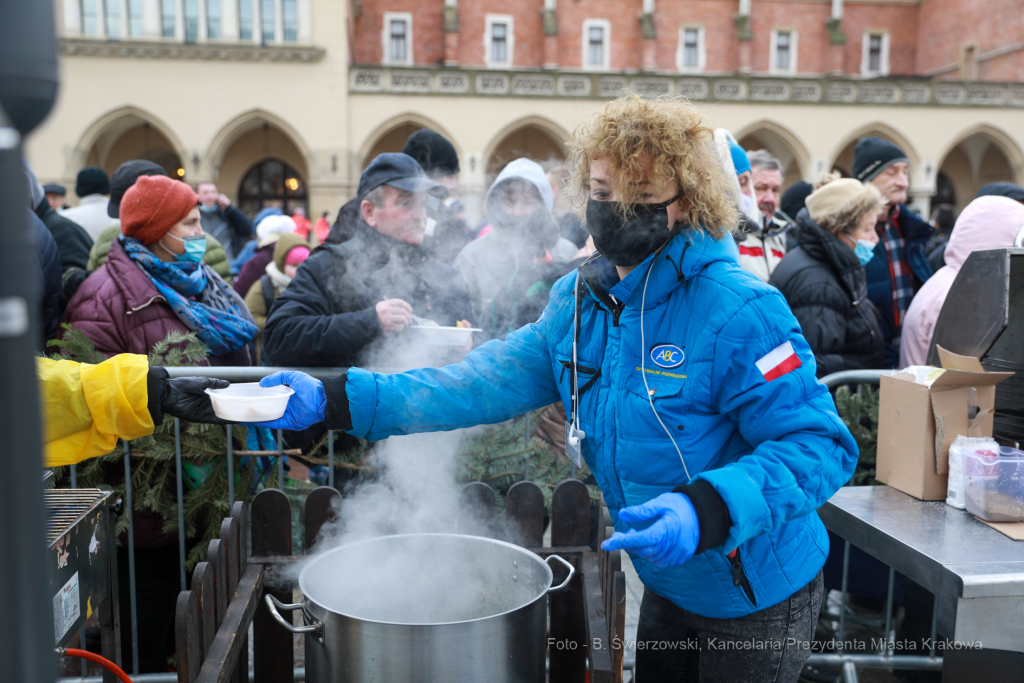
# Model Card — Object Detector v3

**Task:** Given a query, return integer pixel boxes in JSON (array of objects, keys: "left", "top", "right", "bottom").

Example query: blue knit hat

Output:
[{"left": 729, "top": 141, "right": 750, "bottom": 175}]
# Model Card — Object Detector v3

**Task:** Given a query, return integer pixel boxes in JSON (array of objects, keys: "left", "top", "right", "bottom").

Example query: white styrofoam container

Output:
[{"left": 205, "top": 383, "right": 294, "bottom": 422}]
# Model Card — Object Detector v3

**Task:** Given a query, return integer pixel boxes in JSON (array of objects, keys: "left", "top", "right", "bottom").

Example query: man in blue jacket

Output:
[
  {"left": 853, "top": 137, "right": 934, "bottom": 367},
  {"left": 250, "top": 97, "right": 857, "bottom": 682}
]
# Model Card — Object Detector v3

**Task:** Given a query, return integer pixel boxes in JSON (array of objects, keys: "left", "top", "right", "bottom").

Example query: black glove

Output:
[{"left": 147, "top": 367, "right": 230, "bottom": 425}]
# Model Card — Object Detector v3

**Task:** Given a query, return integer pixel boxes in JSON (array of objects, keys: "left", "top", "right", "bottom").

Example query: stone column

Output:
[
  {"left": 143, "top": 0, "right": 160, "bottom": 37},
  {"left": 444, "top": 0, "right": 459, "bottom": 66},
  {"left": 734, "top": 0, "right": 751, "bottom": 74},
  {"left": 297, "top": 0, "right": 311, "bottom": 43},
  {"left": 542, "top": 0, "right": 558, "bottom": 69},
  {"left": 252, "top": 0, "right": 262, "bottom": 44},
  {"left": 96, "top": 0, "right": 108, "bottom": 38},
  {"left": 174, "top": 0, "right": 185, "bottom": 41},
  {"left": 274, "top": 0, "right": 283, "bottom": 43},
  {"left": 222, "top": 0, "right": 239, "bottom": 40},
  {"left": 119, "top": 0, "right": 130, "bottom": 38},
  {"left": 826, "top": 0, "right": 845, "bottom": 75},
  {"left": 639, "top": 0, "right": 656, "bottom": 72},
  {"left": 63, "top": 0, "right": 82, "bottom": 35},
  {"left": 197, "top": 0, "right": 208, "bottom": 41}
]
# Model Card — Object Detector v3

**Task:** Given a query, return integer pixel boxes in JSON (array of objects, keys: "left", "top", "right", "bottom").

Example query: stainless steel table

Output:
[{"left": 820, "top": 485, "right": 1024, "bottom": 682}]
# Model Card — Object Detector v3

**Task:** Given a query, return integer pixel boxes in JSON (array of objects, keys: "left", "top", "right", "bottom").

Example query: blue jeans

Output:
[{"left": 635, "top": 571, "right": 823, "bottom": 683}]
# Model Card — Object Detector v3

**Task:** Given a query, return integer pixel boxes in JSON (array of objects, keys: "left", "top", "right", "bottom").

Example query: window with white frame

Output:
[
  {"left": 238, "top": 0, "right": 253, "bottom": 40},
  {"left": 770, "top": 29, "right": 798, "bottom": 73},
  {"left": 677, "top": 26, "right": 705, "bottom": 72},
  {"left": 261, "top": 0, "right": 274, "bottom": 43},
  {"left": 861, "top": 32, "right": 890, "bottom": 76},
  {"left": 127, "top": 0, "right": 144, "bottom": 36},
  {"left": 80, "top": 0, "right": 98, "bottom": 35},
  {"left": 160, "top": 0, "right": 176, "bottom": 37},
  {"left": 104, "top": 0, "right": 120, "bottom": 38},
  {"left": 185, "top": 0, "right": 199, "bottom": 42},
  {"left": 283, "top": 0, "right": 297, "bottom": 42},
  {"left": 582, "top": 19, "right": 611, "bottom": 70},
  {"left": 484, "top": 15, "right": 514, "bottom": 67},
  {"left": 207, "top": 0, "right": 221, "bottom": 39},
  {"left": 383, "top": 12, "right": 413, "bottom": 65}
]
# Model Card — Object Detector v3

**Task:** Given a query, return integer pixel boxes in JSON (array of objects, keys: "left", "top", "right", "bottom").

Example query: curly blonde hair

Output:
[{"left": 566, "top": 95, "right": 739, "bottom": 239}]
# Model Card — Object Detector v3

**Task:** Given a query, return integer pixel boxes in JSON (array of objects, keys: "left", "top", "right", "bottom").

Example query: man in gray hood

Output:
[{"left": 454, "top": 158, "right": 579, "bottom": 328}]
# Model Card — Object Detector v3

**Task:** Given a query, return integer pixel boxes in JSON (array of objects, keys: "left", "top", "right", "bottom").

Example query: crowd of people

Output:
[
  {"left": 29, "top": 95, "right": 1024, "bottom": 680},
  {"left": 29, "top": 119, "right": 1024, "bottom": 388}
]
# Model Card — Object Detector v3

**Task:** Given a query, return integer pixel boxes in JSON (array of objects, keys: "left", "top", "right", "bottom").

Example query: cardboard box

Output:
[{"left": 876, "top": 348, "right": 1012, "bottom": 500}]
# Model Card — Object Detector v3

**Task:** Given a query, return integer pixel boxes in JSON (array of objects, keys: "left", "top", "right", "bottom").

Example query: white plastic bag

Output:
[{"left": 947, "top": 435, "right": 999, "bottom": 509}]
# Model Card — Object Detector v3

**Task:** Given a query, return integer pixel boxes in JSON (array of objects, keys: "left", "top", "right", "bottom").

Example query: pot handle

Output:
[
  {"left": 546, "top": 554, "right": 575, "bottom": 592},
  {"left": 265, "top": 594, "right": 324, "bottom": 642}
]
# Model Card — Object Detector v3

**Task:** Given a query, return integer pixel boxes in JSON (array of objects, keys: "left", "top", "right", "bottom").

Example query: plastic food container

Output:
[
  {"left": 205, "top": 383, "right": 294, "bottom": 422},
  {"left": 407, "top": 325, "right": 481, "bottom": 346},
  {"left": 963, "top": 447, "right": 1024, "bottom": 522}
]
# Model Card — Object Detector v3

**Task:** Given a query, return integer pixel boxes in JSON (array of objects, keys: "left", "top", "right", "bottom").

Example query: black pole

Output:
[{"left": 0, "top": 0, "right": 60, "bottom": 681}]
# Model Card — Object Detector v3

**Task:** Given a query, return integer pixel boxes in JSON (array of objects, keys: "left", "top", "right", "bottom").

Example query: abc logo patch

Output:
[{"left": 650, "top": 344, "right": 685, "bottom": 369}]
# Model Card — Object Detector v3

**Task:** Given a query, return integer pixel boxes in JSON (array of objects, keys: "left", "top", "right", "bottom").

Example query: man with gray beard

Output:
[{"left": 262, "top": 153, "right": 473, "bottom": 368}]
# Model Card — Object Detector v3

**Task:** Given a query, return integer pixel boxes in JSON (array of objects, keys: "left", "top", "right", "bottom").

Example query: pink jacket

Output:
[{"left": 900, "top": 196, "right": 1024, "bottom": 367}]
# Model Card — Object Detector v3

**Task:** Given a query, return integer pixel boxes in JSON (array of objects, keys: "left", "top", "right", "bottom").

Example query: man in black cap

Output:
[
  {"left": 401, "top": 129, "right": 467, "bottom": 264},
  {"left": 263, "top": 153, "right": 473, "bottom": 368},
  {"left": 43, "top": 182, "right": 66, "bottom": 211},
  {"left": 853, "top": 136, "right": 934, "bottom": 367}
]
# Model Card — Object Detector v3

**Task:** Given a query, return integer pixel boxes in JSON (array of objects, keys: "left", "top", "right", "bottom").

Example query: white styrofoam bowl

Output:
[
  {"left": 406, "top": 325, "right": 481, "bottom": 346},
  {"left": 205, "top": 383, "right": 295, "bottom": 422}
]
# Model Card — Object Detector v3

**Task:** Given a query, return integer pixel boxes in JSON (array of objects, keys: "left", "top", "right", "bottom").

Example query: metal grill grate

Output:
[{"left": 44, "top": 489, "right": 109, "bottom": 546}]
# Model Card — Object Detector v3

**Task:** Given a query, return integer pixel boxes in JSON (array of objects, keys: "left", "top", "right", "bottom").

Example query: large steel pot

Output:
[{"left": 265, "top": 533, "right": 574, "bottom": 683}]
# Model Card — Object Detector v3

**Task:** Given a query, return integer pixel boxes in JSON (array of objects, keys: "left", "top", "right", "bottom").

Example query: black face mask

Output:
[{"left": 586, "top": 194, "right": 683, "bottom": 267}]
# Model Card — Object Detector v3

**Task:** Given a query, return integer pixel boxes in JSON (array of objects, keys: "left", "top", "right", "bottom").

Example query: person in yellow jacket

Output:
[{"left": 39, "top": 354, "right": 229, "bottom": 466}]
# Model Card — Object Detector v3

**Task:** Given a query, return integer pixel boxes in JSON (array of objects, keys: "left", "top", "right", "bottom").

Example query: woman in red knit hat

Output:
[
  {"left": 63, "top": 175, "right": 256, "bottom": 366},
  {"left": 61, "top": 174, "right": 256, "bottom": 672}
]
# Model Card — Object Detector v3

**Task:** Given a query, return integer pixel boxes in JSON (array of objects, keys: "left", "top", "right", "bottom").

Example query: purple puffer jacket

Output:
[
  {"left": 63, "top": 238, "right": 250, "bottom": 366},
  {"left": 232, "top": 242, "right": 274, "bottom": 297},
  {"left": 62, "top": 238, "right": 249, "bottom": 548}
]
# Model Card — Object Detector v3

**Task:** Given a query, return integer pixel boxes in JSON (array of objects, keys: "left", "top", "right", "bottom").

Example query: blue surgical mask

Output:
[
  {"left": 165, "top": 233, "right": 208, "bottom": 263},
  {"left": 854, "top": 239, "right": 876, "bottom": 266},
  {"left": 199, "top": 203, "right": 218, "bottom": 213}
]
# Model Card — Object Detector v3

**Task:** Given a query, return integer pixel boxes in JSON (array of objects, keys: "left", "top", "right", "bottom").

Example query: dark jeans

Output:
[{"left": 635, "top": 571, "right": 823, "bottom": 683}]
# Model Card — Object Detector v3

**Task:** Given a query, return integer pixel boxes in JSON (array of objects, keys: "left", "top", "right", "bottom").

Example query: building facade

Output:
[{"left": 26, "top": 0, "right": 1024, "bottom": 225}]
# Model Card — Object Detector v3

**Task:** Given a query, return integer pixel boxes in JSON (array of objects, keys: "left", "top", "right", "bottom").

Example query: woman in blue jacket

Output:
[{"left": 256, "top": 96, "right": 858, "bottom": 682}]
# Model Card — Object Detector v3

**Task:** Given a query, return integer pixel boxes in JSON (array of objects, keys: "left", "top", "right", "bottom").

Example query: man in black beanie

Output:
[
  {"left": 852, "top": 136, "right": 934, "bottom": 368},
  {"left": 401, "top": 129, "right": 467, "bottom": 263},
  {"left": 60, "top": 166, "right": 112, "bottom": 240}
]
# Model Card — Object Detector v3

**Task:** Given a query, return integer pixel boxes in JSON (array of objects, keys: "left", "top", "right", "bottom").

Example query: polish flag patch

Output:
[{"left": 755, "top": 341, "right": 802, "bottom": 381}]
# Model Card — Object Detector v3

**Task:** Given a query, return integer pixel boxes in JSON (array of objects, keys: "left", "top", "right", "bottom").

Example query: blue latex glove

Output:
[
  {"left": 250, "top": 371, "right": 326, "bottom": 431},
  {"left": 601, "top": 492, "right": 700, "bottom": 567}
]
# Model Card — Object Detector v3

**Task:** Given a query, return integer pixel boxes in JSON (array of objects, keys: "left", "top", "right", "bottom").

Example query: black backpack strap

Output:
[{"left": 261, "top": 274, "right": 275, "bottom": 311}]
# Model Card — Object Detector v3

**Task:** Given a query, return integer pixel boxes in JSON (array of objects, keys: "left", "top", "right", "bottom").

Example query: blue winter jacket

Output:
[{"left": 341, "top": 229, "right": 858, "bottom": 619}]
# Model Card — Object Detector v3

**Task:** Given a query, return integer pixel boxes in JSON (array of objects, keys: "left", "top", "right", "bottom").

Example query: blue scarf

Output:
[{"left": 120, "top": 235, "right": 258, "bottom": 356}]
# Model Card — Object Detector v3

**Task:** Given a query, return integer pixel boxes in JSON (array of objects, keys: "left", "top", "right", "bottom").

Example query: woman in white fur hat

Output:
[{"left": 769, "top": 174, "right": 886, "bottom": 377}]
